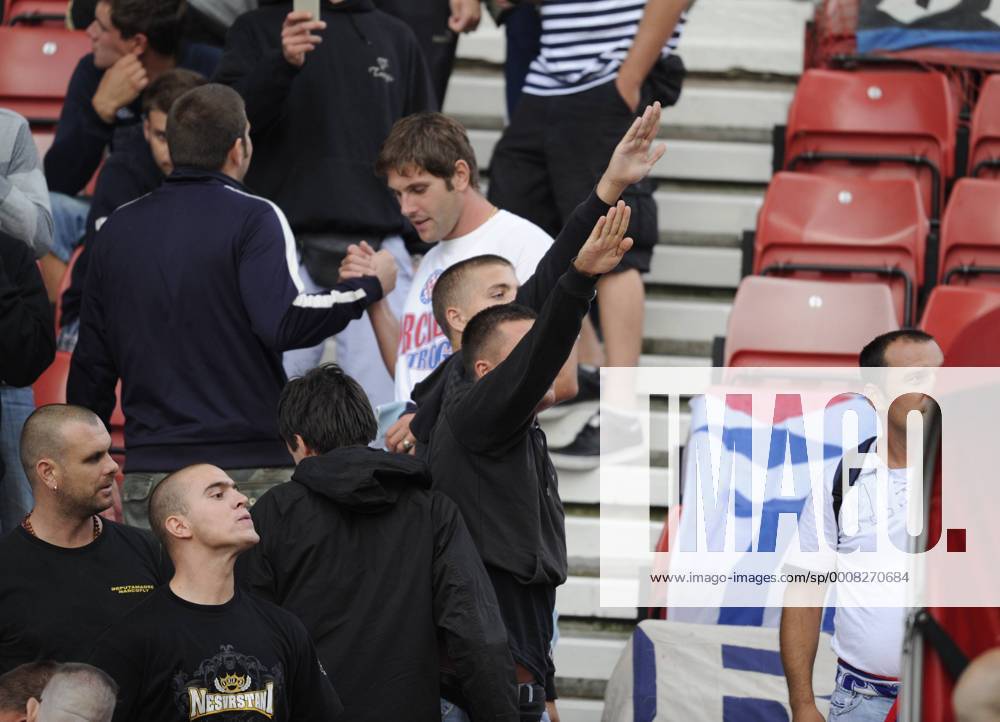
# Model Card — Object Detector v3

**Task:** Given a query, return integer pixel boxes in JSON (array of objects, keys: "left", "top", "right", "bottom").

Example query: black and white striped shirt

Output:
[{"left": 523, "top": 0, "right": 686, "bottom": 97}]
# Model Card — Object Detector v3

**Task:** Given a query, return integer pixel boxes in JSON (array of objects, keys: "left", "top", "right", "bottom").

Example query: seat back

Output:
[
  {"left": 753, "top": 172, "right": 927, "bottom": 325},
  {"left": 969, "top": 74, "right": 1000, "bottom": 179},
  {"left": 725, "top": 276, "right": 899, "bottom": 367},
  {"left": 4, "top": 0, "right": 68, "bottom": 25},
  {"left": 919, "top": 285, "right": 1000, "bottom": 357},
  {"left": 785, "top": 69, "right": 956, "bottom": 219},
  {"left": 0, "top": 26, "right": 90, "bottom": 124},
  {"left": 939, "top": 179, "right": 1000, "bottom": 288}
]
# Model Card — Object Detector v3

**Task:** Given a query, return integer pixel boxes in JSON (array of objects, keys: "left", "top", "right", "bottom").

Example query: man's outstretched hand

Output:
[
  {"left": 573, "top": 201, "right": 633, "bottom": 277},
  {"left": 339, "top": 240, "right": 397, "bottom": 297},
  {"left": 597, "top": 102, "right": 666, "bottom": 204}
]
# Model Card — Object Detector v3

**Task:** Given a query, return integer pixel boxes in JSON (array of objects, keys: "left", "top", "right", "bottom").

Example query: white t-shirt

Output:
[
  {"left": 786, "top": 450, "right": 912, "bottom": 677},
  {"left": 393, "top": 210, "right": 552, "bottom": 402}
]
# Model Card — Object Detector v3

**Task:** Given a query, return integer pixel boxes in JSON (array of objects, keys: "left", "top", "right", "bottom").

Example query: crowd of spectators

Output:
[{"left": 0, "top": 0, "right": 682, "bottom": 719}]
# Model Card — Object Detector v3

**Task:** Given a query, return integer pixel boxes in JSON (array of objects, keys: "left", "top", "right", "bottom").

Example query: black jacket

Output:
[
  {"left": 214, "top": 0, "right": 436, "bottom": 235},
  {"left": 66, "top": 169, "right": 382, "bottom": 472},
  {"left": 0, "top": 231, "right": 54, "bottom": 389},
  {"left": 422, "top": 269, "right": 598, "bottom": 585},
  {"left": 237, "top": 447, "right": 518, "bottom": 722},
  {"left": 410, "top": 188, "right": 611, "bottom": 443}
]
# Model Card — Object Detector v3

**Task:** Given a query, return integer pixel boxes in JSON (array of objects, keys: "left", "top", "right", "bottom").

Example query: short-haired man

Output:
[
  {"left": 0, "top": 662, "right": 59, "bottom": 722},
  {"left": 423, "top": 207, "right": 633, "bottom": 721},
  {"left": 59, "top": 68, "right": 207, "bottom": 351},
  {"left": 89, "top": 464, "right": 343, "bottom": 721},
  {"left": 780, "top": 329, "right": 944, "bottom": 722},
  {"left": 237, "top": 364, "right": 518, "bottom": 721},
  {"left": 67, "top": 84, "right": 397, "bottom": 529},
  {"left": 41, "top": 0, "right": 220, "bottom": 298},
  {"left": 215, "top": 0, "right": 436, "bottom": 407},
  {"left": 25, "top": 664, "right": 117, "bottom": 722},
  {"left": 0, "top": 405, "right": 166, "bottom": 673},
  {"left": 355, "top": 104, "right": 665, "bottom": 453}
]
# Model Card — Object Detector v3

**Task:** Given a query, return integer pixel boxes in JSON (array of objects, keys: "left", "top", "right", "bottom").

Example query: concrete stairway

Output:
[{"left": 447, "top": 2, "right": 810, "bottom": 718}]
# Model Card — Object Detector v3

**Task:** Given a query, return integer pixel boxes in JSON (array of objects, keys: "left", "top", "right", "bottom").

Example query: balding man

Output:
[
  {"left": 25, "top": 663, "right": 117, "bottom": 722},
  {"left": 0, "top": 405, "right": 167, "bottom": 674},
  {"left": 89, "top": 464, "right": 342, "bottom": 722},
  {"left": 955, "top": 649, "right": 1000, "bottom": 722},
  {"left": 0, "top": 662, "right": 59, "bottom": 722}
]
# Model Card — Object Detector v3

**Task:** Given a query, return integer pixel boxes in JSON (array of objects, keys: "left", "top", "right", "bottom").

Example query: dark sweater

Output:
[
  {"left": 66, "top": 168, "right": 383, "bottom": 472},
  {"left": 61, "top": 127, "right": 164, "bottom": 329},
  {"left": 238, "top": 447, "right": 518, "bottom": 722},
  {"left": 0, "top": 231, "right": 54, "bottom": 389},
  {"left": 214, "top": 0, "right": 436, "bottom": 235},
  {"left": 44, "top": 45, "right": 220, "bottom": 196}
]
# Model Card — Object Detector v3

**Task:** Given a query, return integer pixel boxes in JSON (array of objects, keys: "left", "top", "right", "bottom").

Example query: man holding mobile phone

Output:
[{"left": 215, "top": 0, "right": 436, "bottom": 409}]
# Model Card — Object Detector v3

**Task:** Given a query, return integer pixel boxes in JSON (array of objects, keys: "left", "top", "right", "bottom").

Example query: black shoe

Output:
[{"left": 548, "top": 413, "right": 600, "bottom": 470}]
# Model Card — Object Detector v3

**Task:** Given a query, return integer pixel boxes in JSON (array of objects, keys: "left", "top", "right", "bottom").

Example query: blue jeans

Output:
[
  {"left": 828, "top": 673, "right": 896, "bottom": 722},
  {"left": 48, "top": 192, "right": 89, "bottom": 263},
  {"left": 0, "top": 386, "right": 35, "bottom": 534},
  {"left": 439, "top": 695, "right": 551, "bottom": 722}
]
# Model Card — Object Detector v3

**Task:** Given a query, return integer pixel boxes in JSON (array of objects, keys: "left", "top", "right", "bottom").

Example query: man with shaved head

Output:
[
  {"left": 0, "top": 405, "right": 166, "bottom": 674},
  {"left": 25, "top": 663, "right": 117, "bottom": 722},
  {"left": 0, "top": 662, "right": 59, "bottom": 722},
  {"left": 89, "top": 464, "right": 342, "bottom": 721}
]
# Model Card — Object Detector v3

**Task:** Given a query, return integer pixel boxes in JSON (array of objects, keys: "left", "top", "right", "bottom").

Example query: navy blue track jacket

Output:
[{"left": 66, "top": 168, "right": 383, "bottom": 472}]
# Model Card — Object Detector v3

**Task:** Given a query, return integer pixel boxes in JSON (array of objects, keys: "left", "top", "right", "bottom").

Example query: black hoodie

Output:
[
  {"left": 214, "top": 0, "right": 436, "bottom": 235},
  {"left": 236, "top": 446, "right": 518, "bottom": 722}
]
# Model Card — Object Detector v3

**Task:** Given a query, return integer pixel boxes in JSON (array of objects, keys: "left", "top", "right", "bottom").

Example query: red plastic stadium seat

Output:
[
  {"left": 939, "top": 179, "right": 1000, "bottom": 288},
  {"left": 785, "top": 70, "right": 956, "bottom": 223},
  {"left": 0, "top": 26, "right": 90, "bottom": 125},
  {"left": 4, "top": 0, "right": 68, "bottom": 26},
  {"left": 969, "top": 74, "right": 1000, "bottom": 179},
  {"left": 753, "top": 172, "right": 927, "bottom": 325},
  {"left": 919, "top": 285, "right": 1000, "bottom": 357},
  {"left": 724, "top": 276, "right": 899, "bottom": 367}
]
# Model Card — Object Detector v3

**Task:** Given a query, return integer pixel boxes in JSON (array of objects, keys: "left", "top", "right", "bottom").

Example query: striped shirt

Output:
[{"left": 524, "top": 0, "right": 687, "bottom": 97}]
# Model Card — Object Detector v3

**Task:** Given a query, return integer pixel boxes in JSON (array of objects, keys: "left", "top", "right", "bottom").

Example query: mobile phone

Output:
[{"left": 294, "top": 0, "right": 321, "bottom": 19}]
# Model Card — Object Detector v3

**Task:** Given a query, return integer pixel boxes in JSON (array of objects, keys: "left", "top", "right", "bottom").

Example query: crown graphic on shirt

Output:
[{"left": 214, "top": 673, "right": 251, "bottom": 694}]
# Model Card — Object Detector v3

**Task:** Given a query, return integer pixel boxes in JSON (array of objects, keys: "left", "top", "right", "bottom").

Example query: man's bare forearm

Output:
[
  {"left": 618, "top": 0, "right": 691, "bottom": 89},
  {"left": 368, "top": 298, "right": 400, "bottom": 377},
  {"left": 780, "top": 601, "right": 823, "bottom": 709}
]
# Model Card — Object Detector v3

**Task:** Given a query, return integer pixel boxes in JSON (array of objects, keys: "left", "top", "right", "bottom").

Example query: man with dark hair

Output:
[
  {"left": 215, "top": 0, "right": 436, "bottom": 408},
  {"left": 0, "top": 405, "right": 166, "bottom": 674},
  {"left": 0, "top": 230, "right": 55, "bottom": 537},
  {"left": 350, "top": 104, "right": 665, "bottom": 454},
  {"left": 89, "top": 464, "right": 342, "bottom": 721},
  {"left": 67, "top": 83, "right": 398, "bottom": 530},
  {"left": 237, "top": 364, "right": 518, "bottom": 721},
  {"left": 781, "top": 329, "right": 944, "bottom": 722},
  {"left": 41, "top": 0, "right": 220, "bottom": 300},
  {"left": 422, "top": 206, "right": 633, "bottom": 721},
  {"left": 0, "top": 662, "right": 59, "bottom": 722},
  {"left": 25, "top": 664, "right": 117, "bottom": 722},
  {"left": 58, "top": 68, "right": 208, "bottom": 350}
]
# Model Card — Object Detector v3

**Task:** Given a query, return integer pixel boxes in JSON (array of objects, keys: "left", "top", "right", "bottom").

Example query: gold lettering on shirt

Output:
[{"left": 109, "top": 584, "right": 155, "bottom": 595}]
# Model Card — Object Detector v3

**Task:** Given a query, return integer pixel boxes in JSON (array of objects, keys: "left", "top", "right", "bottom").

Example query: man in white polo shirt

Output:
[{"left": 780, "top": 329, "right": 943, "bottom": 722}]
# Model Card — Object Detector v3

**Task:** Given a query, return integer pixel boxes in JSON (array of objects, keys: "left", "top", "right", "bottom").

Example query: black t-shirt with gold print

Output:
[
  {"left": 89, "top": 586, "right": 342, "bottom": 722},
  {"left": 0, "top": 521, "right": 167, "bottom": 673}
]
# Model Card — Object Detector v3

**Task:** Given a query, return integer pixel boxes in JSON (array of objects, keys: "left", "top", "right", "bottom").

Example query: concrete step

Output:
[
  {"left": 471, "top": 128, "right": 772, "bottom": 184},
  {"left": 555, "top": 633, "right": 629, "bottom": 682},
  {"left": 445, "top": 72, "right": 794, "bottom": 135},
  {"left": 557, "top": 575, "right": 637, "bottom": 621},
  {"left": 646, "top": 244, "right": 742, "bottom": 289},
  {"left": 455, "top": 0, "right": 811, "bottom": 77},
  {"left": 657, "top": 184, "right": 763, "bottom": 238},
  {"left": 558, "top": 465, "right": 675, "bottom": 507},
  {"left": 640, "top": 353, "right": 711, "bottom": 367},
  {"left": 553, "top": 698, "right": 604, "bottom": 722},
  {"left": 644, "top": 295, "right": 731, "bottom": 344},
  {"left": 566, "top": 516, "right": 664, "bottom": 564}
]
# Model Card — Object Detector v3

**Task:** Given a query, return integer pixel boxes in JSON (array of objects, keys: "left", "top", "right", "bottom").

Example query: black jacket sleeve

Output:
[
  {"left": 44, "top": 55, "right": 113, "bottom": 195},
  {"left": 403, "top": 27, "right": 438, "bottom": 114},
  {"left": 214, "top": 14, "right": 300, "bottom": 137},
  {"left": 66, "top": 229, "right": 118, "bottom": 425},
  {"left": 431, "top": 492, "right": 518, "bottom": 722},
  {"left": 0, "top": 232, "right": 55, "bottom": 386},
  {"left": 452, "top": 268, "right": 597, "bottom": 452},
  {"left": 516, "top": 188, "right": 609, "bottom": 311}
]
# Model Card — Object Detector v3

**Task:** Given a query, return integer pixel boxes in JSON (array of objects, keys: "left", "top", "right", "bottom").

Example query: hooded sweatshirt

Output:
[
  {"left": 237, "top": 446, "right": 518, "bottom": 722},
  {"left": 214, "top": 0, "right": 436, "bottom": 235}
]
